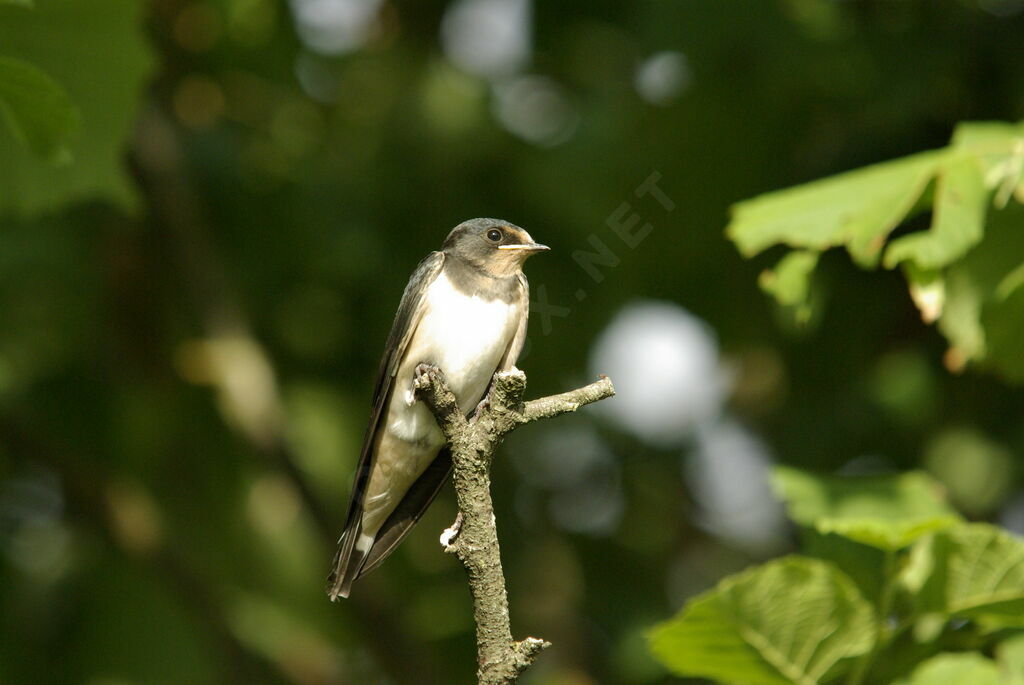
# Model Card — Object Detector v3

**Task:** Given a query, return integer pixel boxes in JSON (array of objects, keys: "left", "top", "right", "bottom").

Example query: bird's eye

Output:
[{"left": 486, "top": 228, "right": 503, "bottom": 242}]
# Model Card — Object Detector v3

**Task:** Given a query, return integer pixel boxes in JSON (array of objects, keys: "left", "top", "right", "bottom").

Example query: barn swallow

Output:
[{"left": 328, "top": 218, "right": 548, "bottom": 600}]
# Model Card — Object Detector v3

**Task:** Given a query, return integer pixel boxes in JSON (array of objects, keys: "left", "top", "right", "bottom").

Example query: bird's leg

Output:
[{"left": 472, "top": 393, "right": 491, "bottom": 418}]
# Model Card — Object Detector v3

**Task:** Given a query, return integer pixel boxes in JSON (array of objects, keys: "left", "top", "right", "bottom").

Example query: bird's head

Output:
[{"left": 442, "top": 218, "right": 549, "bottom": 276}]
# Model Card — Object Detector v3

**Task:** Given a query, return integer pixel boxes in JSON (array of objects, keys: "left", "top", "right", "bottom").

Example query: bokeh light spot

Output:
[
  {"left": 173, "top": 74, "right": 226, "bottom": 130},
  {"left": 634, "top": 51, "right": 691, "bottom": 105}
]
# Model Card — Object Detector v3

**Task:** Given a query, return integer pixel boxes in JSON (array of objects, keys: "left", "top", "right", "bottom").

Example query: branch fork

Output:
[{"left": 413, "top": 365, "right": 615, "bottom": 685}]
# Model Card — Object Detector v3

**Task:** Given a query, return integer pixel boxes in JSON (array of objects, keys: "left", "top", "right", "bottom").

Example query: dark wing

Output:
[{"left": 327, "top": 251, "right": 445, "bottom": 600}]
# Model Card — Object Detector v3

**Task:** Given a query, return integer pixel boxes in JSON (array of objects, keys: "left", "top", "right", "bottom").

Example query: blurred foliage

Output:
[
  {"left": 0, "top": 56, "right": 79, "bottom": 162},
  {"left": 0, "top": 1, "right": 78, "bottom": 164},
  {"left": 0, "top": 0, "right": 151, "bottom": 215},
  {"left": 893, "top": 652, "right": 1002, "bottom": 685},
  {"left": 772, "top": 467, "right": 961, "bottom": 550},
  {"left": 729, "top": 120, "right": 1024, "bottom": 381},
  {"left": 650, "top": 468, "right": 1024, "bottom": 685},
  {"left": 1, "top": 1, "right": 1024, "bottom": 685}
]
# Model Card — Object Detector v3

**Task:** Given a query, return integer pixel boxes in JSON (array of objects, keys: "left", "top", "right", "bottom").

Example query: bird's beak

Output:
[{"left": 498, "top": 243, "right": 550, "bottom": 252}]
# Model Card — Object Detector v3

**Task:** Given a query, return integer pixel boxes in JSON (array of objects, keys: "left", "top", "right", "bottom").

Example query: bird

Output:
[{"left": 327, "top": 218, "right": 549, "bottom": 600}]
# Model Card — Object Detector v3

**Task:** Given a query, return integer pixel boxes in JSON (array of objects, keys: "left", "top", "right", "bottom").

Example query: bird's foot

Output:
[
  {"left": 413, "top": 363, "right": 444, "bottom": 392},
  {"left": 472, "top": 394, "right": 491, "bottom": 418},
  {"left": 440, "top": 512, "right": 463, "bottom": 553}
]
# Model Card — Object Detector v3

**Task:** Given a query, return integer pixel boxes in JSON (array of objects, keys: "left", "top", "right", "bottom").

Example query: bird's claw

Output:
[
  {"left": 413, "top": 363, "right": 443, "bottom": 391},
  {"left": 472, "top": 395, "right": 491, "bottom": 417}
]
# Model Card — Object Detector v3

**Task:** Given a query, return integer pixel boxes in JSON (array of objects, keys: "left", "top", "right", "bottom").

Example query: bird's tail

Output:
[{"left": 327, "top": 524, "right": 371, "bottom": 601}]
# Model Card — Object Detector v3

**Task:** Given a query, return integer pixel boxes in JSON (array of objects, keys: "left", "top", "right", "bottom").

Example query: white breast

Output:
[{"left": 385, "top": 271, "right": 520, "bottom": 445}]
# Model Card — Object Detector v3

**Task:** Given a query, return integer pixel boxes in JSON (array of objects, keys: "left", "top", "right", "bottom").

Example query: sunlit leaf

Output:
[
  {"left": 0, "top": 56, "right": 78, "bottom": 161},
  {"left": 727, "top": 119, "right": 1024, "bottom": 383},
  {"left": 772, "top": 467, "right": 960, "bottom": 550},
  {"left": 917, "top": 524, "right": 1024, "bottom": 625},
  {"left": 648, "top": 556, "right": 875, "bottom": 685},
  {"left": 997, "top": 633, "right": 1024, "bottom": 685},
  {"left": 728, "top": 150, "right": 946, "bottom": 266},
  {"left": 884, "top": 156, "right": 988, "bottom": 270},
  {"left": 951, "top": 120, "right": 1024, "bottom": 189},
  {"left": 939, "top": 204, "right": 1024, "bottom": 381},
  {"left": 758, "top": 250, "right": 818, "bottom": 316},
  {"left": 905, "top": 264, "right": 946, "bottom": 324},
  {"left": 0, "top": 0, "right": 153, "bottom": 215},
  {"left": 892, "top": 652, "right": 1000, "bottom": 685}
]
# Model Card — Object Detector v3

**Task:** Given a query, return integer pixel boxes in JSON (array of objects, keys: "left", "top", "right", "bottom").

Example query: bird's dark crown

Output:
[{"left": 442, "top": 218, "right": 547, "bottom": 277}]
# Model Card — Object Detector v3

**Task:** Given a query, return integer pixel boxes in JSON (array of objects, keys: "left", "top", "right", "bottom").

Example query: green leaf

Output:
[
  {"left": 892, "top": 652, "right": 1000, "bottom": 685},
  {"left": 0, "top": 0, "right": 33, "bottom": 6},
  {"left": 997, "top": 633, "right": 1024, "bottom": 685},
  {"left": 918, "top": 524, "right": 1024, "bottom": 625},
  {"left": 803, "top": 531, "right": 888, "bottom": 604},
  {"left": 939, "top": 203, "right": 1024, "bottom": 381},
  {"left": 904, "top": 264, "right": 946, "bottom": 324},
  {"left": 728, "top": 149, "right": 946, "bottom": 266},
  {"left": 648, "top": 556, "right": 875, "bottom": 685},
  {"left": 0, "top": 0, "right": 153, "bottom": 216},
  {"left": 0, "top": 56, "right": 79, "bottom": 161},
  {"left": 949, "top": 121, "right": 1024, "bottom": 210},
  {"left": 884, "top": 156, "right": 989, "bottom": 270},
  {"left": 726, "top": 119, "right": 1024, "bottom": 383},
  {"left": 758, "top": 250, "right": 819, "bottom": 315},
  {"left": 772, "top": 467, "right": 961, "bottom": 550}
]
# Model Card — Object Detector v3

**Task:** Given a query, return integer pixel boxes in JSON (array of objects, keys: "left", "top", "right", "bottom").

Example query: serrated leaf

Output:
[
  {"left": 0, "top": 56, "right": 79, "bottom": 161},
  {"left": 648, "top": 556, "right": 875, "bottom": 685},
  {"left": 728, "top": 150, "right": 946, "bottom": 266},
  {"left": 885, "top": 156, "right": 989, "bottom": 270},
  {"left": 0, "top": 0, "right": 153, "bottom": 216},
  {"left": 892, "top": 652, "right": 1000, "bottom": 685},
  {"left": 649, "top": 589, "right": 793, "bottom": 685},
  {"left": 918, "top": 524, "right": 1024, "bottom": 625},
  {"left": 772, "top": 467, "right": 960, "bottom": 550}
]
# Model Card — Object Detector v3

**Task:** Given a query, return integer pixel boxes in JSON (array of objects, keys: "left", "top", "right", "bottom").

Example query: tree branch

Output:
[{"left": 414, "top": 367, "right": 615, "bottom": 685}]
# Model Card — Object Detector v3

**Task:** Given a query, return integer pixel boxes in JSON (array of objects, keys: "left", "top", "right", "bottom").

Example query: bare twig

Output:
[{"left": 414, "top": 367, "right": 615, "bottom": 685}]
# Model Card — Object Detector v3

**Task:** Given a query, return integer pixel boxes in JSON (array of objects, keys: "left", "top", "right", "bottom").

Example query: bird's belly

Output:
[
  {"left": 387, "top": 278, "right": 519, "bottom": 445},
  {"left": 360, "top": 273, "right": 520, "bottom": 539},
  {"left": 418, "top": 286, "right": 518, "bottom": 412}
]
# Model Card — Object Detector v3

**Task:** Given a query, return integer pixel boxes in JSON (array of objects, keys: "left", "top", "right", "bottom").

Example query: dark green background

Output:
[{"left": 2, "top": 1, "right": 1024, "bottom": 683}]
